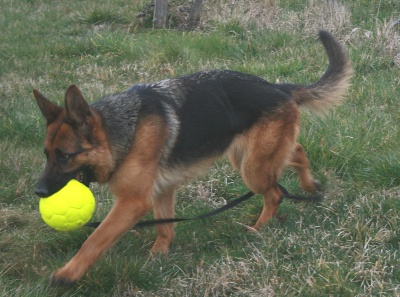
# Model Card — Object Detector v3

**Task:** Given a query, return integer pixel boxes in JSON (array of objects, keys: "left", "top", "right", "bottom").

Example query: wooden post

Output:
[
  {"left": 153, "top": 0, "right": 168, "bottom": 29},
  {"left": 186, "top": 0, "right": 203, "bottom": 30}
]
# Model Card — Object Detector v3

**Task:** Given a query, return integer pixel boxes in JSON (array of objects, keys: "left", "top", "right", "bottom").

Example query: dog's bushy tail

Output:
[{"left": 291, "top": 30, "right": 353, "bottom": 113}]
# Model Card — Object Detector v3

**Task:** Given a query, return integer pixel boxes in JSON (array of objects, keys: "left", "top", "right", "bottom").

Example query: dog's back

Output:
[{"left": 92, "top": 29, "right": 352, "bottom": 171}]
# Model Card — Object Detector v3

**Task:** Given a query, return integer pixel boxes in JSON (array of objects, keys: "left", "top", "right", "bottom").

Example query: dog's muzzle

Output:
[{"left": 34, "top": 166, "right": 95, "bottom": 197}]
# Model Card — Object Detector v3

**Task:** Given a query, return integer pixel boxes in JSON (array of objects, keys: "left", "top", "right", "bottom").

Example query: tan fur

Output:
[
  {"left": 84, "top": 113, "right": 115, "bottom": 183},
  {"left": 154, "top": 156, "right": 219, "bottom": 195},
  {"left": 51, "top": 116, "right": 168, "bottom": 283},
  {"left": 289, "top": 144, "right": 319, "bottom": 193},
  {"left": 292, "top": 58, "right": 353, "bottom": 114},
  {"left": 227, "top": 102, "right": 300, "bottom": 228},
  {"left": 151, "top": 186, "right": 176, "bottom": 253}
]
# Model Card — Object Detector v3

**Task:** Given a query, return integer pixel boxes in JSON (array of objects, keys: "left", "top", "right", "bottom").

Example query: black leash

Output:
[{"left": 85, "top": 183, "right": 313, "bottom": 230}]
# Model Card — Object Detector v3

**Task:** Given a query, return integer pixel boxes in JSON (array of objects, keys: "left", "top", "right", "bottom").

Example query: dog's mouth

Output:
[
  {"left": 35, "top": 165, "right": 96, "bottom": 198},
  {"left": 75, "top": 166, "right": 96, "bottom": 187}
]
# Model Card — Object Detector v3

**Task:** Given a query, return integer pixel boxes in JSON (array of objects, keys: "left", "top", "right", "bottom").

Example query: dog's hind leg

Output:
[
  {"left": 252, "top": 185, "right": 285, "bottom": 229},
  {"left": 289, "top": 144, "right": 321, "bottom": 193},
  {"left": 240, "top": 149, "right": 290, "bottom": 230},
  {"left": 150, "top": 186, "right": 176, "bottom": 254},
  {"left": 228, "top": 104, "right": 299, "bottom": 229}
]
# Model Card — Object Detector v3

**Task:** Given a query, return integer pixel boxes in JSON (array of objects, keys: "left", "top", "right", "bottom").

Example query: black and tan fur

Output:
[{"left": 33, "top": 30, "right": 352, "bottom": 284}]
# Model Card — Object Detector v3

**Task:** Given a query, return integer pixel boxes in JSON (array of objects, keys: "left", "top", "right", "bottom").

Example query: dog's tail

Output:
[{"left": 289, "top": 30, "right": 353, "bottom": 113}]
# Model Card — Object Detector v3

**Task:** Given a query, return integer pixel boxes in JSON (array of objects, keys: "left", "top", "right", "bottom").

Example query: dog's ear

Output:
[
  {"left": 64, "top": 85, "right": 92, "bottom": 125},
  {"left": 33, "top": 89, "right": 63, "bottom": 124}
]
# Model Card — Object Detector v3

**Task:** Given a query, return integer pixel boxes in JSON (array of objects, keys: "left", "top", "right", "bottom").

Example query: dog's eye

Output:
[
  {"left": 55, "top": 149, "right": 71, "bottom": 163},
  {"left": 59, "top": 153, "right": 70, "bottom": 161}
]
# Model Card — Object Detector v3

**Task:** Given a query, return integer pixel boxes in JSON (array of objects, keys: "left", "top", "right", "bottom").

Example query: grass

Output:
[{"left": 1, "top": 0, "right": 399, "bottom": 295}]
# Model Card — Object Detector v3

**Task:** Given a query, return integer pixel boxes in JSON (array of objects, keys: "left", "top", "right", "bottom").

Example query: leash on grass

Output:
[{"left": 85, "top": 183, "right": 321, "bottom": 229}]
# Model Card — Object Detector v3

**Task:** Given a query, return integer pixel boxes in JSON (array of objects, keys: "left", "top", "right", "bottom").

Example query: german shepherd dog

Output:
[{"left": 33, "top": 30, "right": 351, "bottom": 284}]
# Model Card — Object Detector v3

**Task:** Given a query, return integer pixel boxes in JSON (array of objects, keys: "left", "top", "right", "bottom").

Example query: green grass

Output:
[{"left": 1, "top": 0, "right": 400, "bottom": 296}]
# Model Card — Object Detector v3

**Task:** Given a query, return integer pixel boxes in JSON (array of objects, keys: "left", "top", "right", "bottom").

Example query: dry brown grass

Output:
[
  {"left": 201, "top": 0, "right": 399, "bottom": 68},
  {"left": 201, "top": 0, "right": 351, "bottom": 37}
]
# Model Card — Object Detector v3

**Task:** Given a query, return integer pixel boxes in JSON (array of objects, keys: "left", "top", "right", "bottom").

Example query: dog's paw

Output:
[
  {"left": 49, "top": 273, "right": 77, "bottom": 286},
  {"left": 150, "top": 238, "right": 170, "bottom": 255},
  {"left": 49, "top": 266, "right": 82, "bottom": 286},
  {"left": 313, "top": 179, "right": 323, "bottom": 193},
  {"left": 308, "top": 179, "right": 324, "bottom": 203}
]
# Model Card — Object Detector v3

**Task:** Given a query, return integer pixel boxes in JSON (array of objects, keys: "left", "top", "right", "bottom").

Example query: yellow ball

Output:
[{"left": 39, "top": 180, "right": 95, "bottom": 232}]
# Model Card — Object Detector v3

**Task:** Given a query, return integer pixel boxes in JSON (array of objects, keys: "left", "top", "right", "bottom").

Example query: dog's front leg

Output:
[
  {"left": 50, "top": 115, "right": 167, "bottom": 285},
  {"left": 50, "top": 196, "right": 152, "bottom": 285}
]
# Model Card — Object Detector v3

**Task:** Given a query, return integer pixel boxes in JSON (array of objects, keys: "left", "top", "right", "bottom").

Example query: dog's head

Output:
[{"left": 33, "top": 85, "right": 98, "bottom": 197}]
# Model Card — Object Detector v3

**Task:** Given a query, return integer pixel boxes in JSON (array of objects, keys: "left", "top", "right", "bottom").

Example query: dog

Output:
[{"left": 33, "top": 30, "right": 352, "bottom": 285}]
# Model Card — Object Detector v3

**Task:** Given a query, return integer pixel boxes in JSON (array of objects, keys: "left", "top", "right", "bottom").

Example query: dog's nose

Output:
[{"left": 34, "top": 183, "right": 50, "bottom": 198}]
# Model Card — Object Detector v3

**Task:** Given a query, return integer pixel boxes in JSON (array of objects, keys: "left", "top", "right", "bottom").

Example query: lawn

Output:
[{"left": 0, "top": 0, "right": 399, "bottom": 296}]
